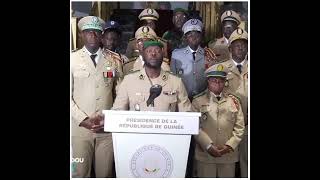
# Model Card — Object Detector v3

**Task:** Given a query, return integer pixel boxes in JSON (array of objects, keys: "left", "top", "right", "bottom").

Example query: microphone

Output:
[{"left": 146, "top": 84, "right": 162, "bottom": 107}]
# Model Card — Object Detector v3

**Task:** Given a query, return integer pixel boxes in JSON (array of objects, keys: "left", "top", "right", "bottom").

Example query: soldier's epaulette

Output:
[
  {"left": 128, "top": 70, "right": 140, "bottom": 75},
  {"left": 123, "top": 57, "right": 137, "bottom": 65},
  {"left": 165, "top": 71, "right": 179, "bottom": 74},
  {"left": 218, "top": 59, "right": 229, "bottom": 64},
  {"left": 104, "top": 49, "right": 120, "bottom": 57},
  {"left": 166, "top": 71, "right": 179, "bottom": 77},
  {"left": 227, "top": 93, "right": 241, "bottom": 110},
  {"left": 193, "top": 90, "right": 207, "bottom": 99},
  {"left": 129, "top": 37, "right": 136, "bottom": 41},
  {"left": 227, "top": 92, "right": 240, "bottom": 101},
  {"left": 71, "top": 48, "right": 79, "bottom": 52},
  {"left": 103, "top": 51, "right": 120, "bottom": 63},
  {"left": 172, "top": 48, "right": 180, "bottom": 53},
  {"left": 106, "top": 49, "right": 118, "bottom": 56},
  {"left": 112, "top": 56, "right": 122, "bottom": 63}
]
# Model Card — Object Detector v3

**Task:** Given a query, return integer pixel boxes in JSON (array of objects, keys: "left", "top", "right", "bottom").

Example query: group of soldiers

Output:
[{"left": 71, "top": 7, "right": 248, "bottom": 178}]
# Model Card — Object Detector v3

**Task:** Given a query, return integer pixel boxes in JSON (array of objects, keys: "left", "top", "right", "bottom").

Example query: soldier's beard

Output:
[{"left": 144, "top": 59, "right": 163, "bottom": 69}]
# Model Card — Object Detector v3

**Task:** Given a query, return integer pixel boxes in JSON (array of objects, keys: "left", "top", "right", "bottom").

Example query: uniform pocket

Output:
[
  {"left": 199, "top": 105, "right": 209, "bottom": 127},
  {"left": 133, "top": 92, "right": 146, "bottom": 103},
  {"left": 103, "top": 77, "right": 114, "bottom": 87},
  {"left": 226, "top": 112, "right": 236, "bottom": 123},
  {"left": 129, "top": 93, "right": 146, "bottom": 111}
]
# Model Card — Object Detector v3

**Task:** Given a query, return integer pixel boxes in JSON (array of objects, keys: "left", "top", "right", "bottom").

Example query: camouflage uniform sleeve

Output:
[
  {"left": 177, "top": 78, "right": 192, "bottom": 112},
  {"left": 225, "top": 95, "right": 245, "bottom": 150},
  {"left": 162, "top": 31, "right": 171, "bottom": 40},
  {"left": 111, "top": 75, "right": 130, "bottom": 110}
]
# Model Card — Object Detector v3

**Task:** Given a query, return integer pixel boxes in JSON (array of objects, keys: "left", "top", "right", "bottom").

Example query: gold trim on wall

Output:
[{"left": 196, "top": 1, "right": 220, "bottom": 41}]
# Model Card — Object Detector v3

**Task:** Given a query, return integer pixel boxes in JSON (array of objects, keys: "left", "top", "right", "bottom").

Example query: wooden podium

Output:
[{"left": 103, "top": 110, "right": 200, "bottom": 178}]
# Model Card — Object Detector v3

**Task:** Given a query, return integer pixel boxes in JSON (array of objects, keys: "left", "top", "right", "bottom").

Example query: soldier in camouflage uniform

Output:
[{"left": 162, "top": 8, "right": 189, "bottom": 52}]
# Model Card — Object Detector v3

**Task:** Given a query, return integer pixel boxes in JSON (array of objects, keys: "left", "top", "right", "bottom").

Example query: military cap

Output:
[
  {"left": 221, "top": 10, "right": 241, "bottom": 25},
  {"left": 138, "top": 8, "right": 159, "bottom": 21},
  {"left": 135, "top": 26, "right": 157, "bottom": 40},
  {"left": 78, "top": 16, "right": 105, "bottom": 32},
  {"left": 182, "top": 19, "right": 203, "bottom": 35},
  {"left": 205, "top": 64, "right": 229, "bottom": 78},
  {"left": 143, "top": 40, "right": 164, "bottom": 49},
  {"left": 104, "top": 20, "right": 120, "bottom": 31},
  {"left": 174, "top": 8, "right": 188, "bottom": 16},
  {"left": 229, "top": 27, "right": 248, "bottom": 45}
]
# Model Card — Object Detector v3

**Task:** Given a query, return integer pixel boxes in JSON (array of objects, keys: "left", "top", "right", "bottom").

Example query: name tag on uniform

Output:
[{"left": 163, "top": 90, "right": 177, "bottom": 95}]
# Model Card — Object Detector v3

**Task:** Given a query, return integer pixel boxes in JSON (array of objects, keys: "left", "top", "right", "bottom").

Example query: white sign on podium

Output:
[{"left": 103, "top": 110, "right": 200, "bottom": 178}]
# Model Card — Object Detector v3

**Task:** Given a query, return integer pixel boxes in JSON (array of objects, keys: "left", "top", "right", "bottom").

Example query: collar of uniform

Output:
[
  {"left": 184, "top": 46, "right": 204, "bottom": 57},
  {"left": 231, "top": 58, "right": 248, "bottom": 75},
  {"left": 83, "top": 46, "right": 102, "bottom": 63},
  {"left": 223, "top": 36, "right": 229, "bottom": 44},
  {"left": 242, "top": 58, "right": 248, "bottom": 73},
  {"left": 209, "top": 90, "right": 226, "bottom": 103},
  {"left": 83, "top": 46, "right": 102, "bottom": 56},
  {"left": 211, "top": 92, "right": 222, "bottom": 97},
  {"left": 187, "top": 46, "right": 202, "bottom": 54},
  {"left": 220, "top": 91, "right": 228, "bottom": 103},
  {"left": 139, "top": 55, "right": 144, "bottom": 66},
  {"left": 227, "top": 60, "right": 240, "bottom": 76},
  {"left": 187, "top": 46, "right": 198, "bottom": 53},
  {"left": 198, "top": 47, "right": 204, "bottom": 55},
  {"left": 226, "top": 59, "right": 234, "bottom": 69},
  {"left": 232, "top": 58, "right": 246, "bottom": 67},
  {"left": 140, "top": 67, "right": 163, "bottom": 80}
]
